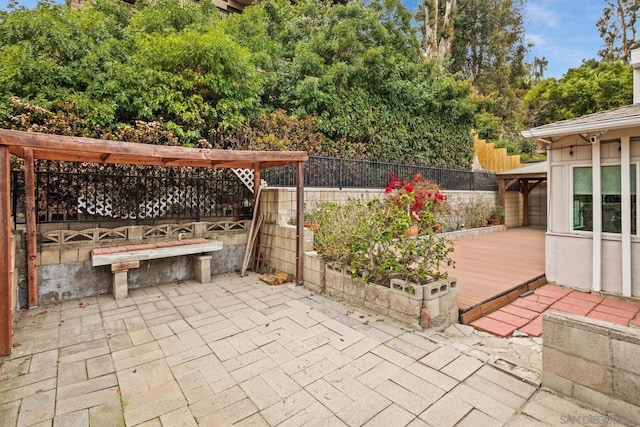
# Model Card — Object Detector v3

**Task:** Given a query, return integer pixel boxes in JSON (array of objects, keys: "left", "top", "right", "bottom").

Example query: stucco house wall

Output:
[{"left": 543, "top": 129, "right": 640, "bottom": 297}]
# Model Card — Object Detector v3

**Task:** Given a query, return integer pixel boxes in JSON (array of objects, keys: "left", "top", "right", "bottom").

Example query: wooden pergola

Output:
[
  {"left": 0, "top": 129, "right": 308, "bottom": 356},
  {"left": 496, "top": 161, "right": 547, "bottom": 226}
]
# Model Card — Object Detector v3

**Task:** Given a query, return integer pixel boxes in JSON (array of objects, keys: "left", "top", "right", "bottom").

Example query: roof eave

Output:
[{"left": 521, "top": 116, "right": 640, "bottom": 141}]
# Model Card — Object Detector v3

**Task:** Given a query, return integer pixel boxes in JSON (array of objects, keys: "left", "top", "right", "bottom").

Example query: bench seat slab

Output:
[{"left": 92, "top": 241, "right": 223, "bottom": 267}]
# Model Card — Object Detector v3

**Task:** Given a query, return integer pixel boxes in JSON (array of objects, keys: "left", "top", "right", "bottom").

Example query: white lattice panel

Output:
[{"left": 232, "top": 168, "right": 268, "bottom": 193}]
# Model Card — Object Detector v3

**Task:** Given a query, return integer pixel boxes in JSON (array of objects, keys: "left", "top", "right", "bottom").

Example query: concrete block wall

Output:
[
  {"left": 258, "top": 188, "right": 322, "bottom": 276},
  {"left": 303, "top": 251, "right": 325, "bottom": 294},
  {"left": 542, "top": 311, "right": 640, "bottom": 423},
  {"left": 257, "top": 223, "right": 314, "bottom": 276},
  {"left": 261, "top": 187, "right": 499, "bottom": 230},
  {"left": 305, "top": 253, "right": 458, "bottom": 330},
  {"left": 259, "top": 187, "right": 500, "bottom": 279},
  {"left": 14, "top": 221, "right": 248, "bottom": 306},
  {"left": 261, "top": 187, "right": 384, "bottom": 226}
]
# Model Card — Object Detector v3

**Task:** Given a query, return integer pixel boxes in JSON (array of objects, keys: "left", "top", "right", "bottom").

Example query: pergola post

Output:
[
  {"left": 253, "top": 162, "right": 261, "bottom": 206},
  {"left": 522, "top": 178, "right": 530, "bottom": 226},
  {"left": 498, "top": 178, "right": 506, "bottom": 208},
  {"left": 0, "top": 145, "right": 13, "bottom": 356},
  {"left": 24, "top": 148, "right": 38, "bottom": 308},
  {"left": 295, "top": 161, "right": 304, "bottom": 285}
]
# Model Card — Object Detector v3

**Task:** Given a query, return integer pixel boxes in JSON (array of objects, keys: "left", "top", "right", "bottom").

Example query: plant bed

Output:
[
  {"left": 319, "top": 264, "right": 458, "bottom": 329},
  {"left": 306, "top": 173, "right": 459, "bottom": 329}
]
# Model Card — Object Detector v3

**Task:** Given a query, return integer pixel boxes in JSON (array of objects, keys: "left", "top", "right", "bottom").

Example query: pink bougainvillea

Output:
[{"left": 384, "top": 172, "right": 449, "bottom": 225}]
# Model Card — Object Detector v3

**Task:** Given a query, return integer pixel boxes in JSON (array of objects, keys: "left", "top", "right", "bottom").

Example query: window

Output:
[{"left": 573, "top": 165, "right": 637, "bottom": 234}]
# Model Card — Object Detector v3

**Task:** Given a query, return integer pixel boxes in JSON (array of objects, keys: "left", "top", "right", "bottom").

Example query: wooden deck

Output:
[{"left": 446, "top": 227, "right": 545, "bottom": 319}]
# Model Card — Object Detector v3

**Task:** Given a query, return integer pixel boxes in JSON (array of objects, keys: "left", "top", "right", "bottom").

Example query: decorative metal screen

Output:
[{"left": 12, "top": 162, "right": 253, "bottom": 224}]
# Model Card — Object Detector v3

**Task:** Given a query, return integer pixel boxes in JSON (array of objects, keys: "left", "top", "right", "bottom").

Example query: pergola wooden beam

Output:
[
  {"left": 0, "top": 129, "right": 307, "bottom": 169},
  {"left": 0, "top": 128, "right": 308, "bottom": 356}
]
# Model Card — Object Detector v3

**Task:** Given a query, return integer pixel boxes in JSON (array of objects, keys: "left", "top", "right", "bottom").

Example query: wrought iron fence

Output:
[
  {"left": 11, "top": 157, "right": 496, "bottom": 225},
  {"left": 262, "top": 156, "right": 497, "bottom": 191},
  {"left": 11, "top": 162, "right": 253, "bottom": 225}
]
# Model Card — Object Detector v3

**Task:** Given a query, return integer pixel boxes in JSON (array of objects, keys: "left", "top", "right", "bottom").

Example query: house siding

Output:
[{"left": 546, "top": 129, "right": 640, "bottom": 297}]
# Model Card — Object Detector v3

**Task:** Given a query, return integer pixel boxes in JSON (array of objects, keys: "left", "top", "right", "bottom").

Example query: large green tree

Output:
[
  {"left": 0, "top": 0, "right": 262, "bottom": 141},
  {"left": 439, "top": 0, "right": 533, "bottom": 159},
  {"left": 524, "top": 60, "right": 633, "bottom": 127},
  {"left": 450, "top": 0, "right": 529, "bottom": 101},
  {"left": 223, "top": 0, "right": 476, "bottom": 166},
  {"left": 1, "top": 0, "right": 477, "bottom": 167}
]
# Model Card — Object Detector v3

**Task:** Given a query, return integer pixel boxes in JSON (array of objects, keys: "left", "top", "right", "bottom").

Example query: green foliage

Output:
[
  {"left": 224, "top": 0, "right": 476, "bottom": 167},
  {"left": 450, "top": 0, "right": 530, "bottom": 101},
  {"left": 0, "top": 0, "right": 476, "bottom": 168},
  {"left": 208, "top": 109, "right": 326, "bottom": 153},
  {"left": 489, "top": 205, "right": 505, "bottom": 221},
  {"left": 524, "top": 60, "right": 633, "bottom": 127},
  {"left": 475, "top": 109, "right": 542, "bottom": 163},
  {"left": 0, "top": 0, "right": 259, "bottom": 143},
  {"left": 312, "top": 199, "right": 454, "bottom": 286},
  {"left": 439, "top": 0, "right": 533, "bottom": 164}
]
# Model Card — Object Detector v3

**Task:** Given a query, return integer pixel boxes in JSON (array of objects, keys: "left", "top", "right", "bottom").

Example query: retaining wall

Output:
[
  {"left": 258, "top": 188, "right": 499, "bottom": 277},
  {"left": 542, "top": 311, "right": 640, "bottom": 423},
  {"left": 262, "top": 187, "right": 498, "bottom": 227}
]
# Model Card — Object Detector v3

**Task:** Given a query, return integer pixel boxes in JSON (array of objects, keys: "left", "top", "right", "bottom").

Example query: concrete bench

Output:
[{"left": 91, "top": 238, "right": 223, "bottom": 299}]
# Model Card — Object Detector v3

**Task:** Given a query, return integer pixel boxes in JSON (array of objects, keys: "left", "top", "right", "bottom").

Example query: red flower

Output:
[{"left": 404, "top": 183, "right": 414, "bottom": 193}]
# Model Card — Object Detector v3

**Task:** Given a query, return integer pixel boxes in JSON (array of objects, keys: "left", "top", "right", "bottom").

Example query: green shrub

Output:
[{"left": 312, "top": 198, "right": 454, "bottom": 286}]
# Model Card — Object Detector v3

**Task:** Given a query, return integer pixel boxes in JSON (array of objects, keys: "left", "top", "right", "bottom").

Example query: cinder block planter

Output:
[
  {"left": 343, "top": 270, "right": 365, "bottom": 306},
  {"left": 364, "top": 283, "right": 390, "bottom": 316},
  {"left": 303, "top": 251, "right": 326, "bottom": 294},
  {"left": 324, "top": 262, "right": 345, "bottom": 301},
  {"left": 310, "top": 262, "right": 458, "bottom": 330}
]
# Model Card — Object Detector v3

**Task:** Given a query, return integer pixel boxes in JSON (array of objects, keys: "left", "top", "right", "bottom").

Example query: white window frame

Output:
[{"left": 570, "top": 162, "right": 639, "bottom": 237}]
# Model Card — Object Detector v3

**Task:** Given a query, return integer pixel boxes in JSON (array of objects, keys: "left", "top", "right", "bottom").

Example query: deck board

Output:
[{"left": 446, "top": 227, "right": 545, "bottom": 311}]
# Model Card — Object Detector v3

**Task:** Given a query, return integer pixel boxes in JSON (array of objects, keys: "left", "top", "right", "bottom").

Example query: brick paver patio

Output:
[
  {"left": 0, "top": 274, "right": 633, "bottom": 426},
  {"left": 470, "top": 284, "right": 640, "bottom": 337}
]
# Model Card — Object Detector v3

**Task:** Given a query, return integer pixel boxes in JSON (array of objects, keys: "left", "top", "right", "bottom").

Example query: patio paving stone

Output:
[
  {"left": 590, "top": 303, "right": 638, "bottom": 318},
  {"left": 566, "top": 290, "right": 605, "bottom": 303},
  {"left": 500, "top": 304, "right": 539, "bottom": 320},
  {"left": 535, "top": 284, "right": 573, "bottom": 297},
  {"left": 510, "top": 298, "right": 549, "bottom": 313},
  {"left": 547, "top": 301, "right": 593, "bottom": 316},
  {"left": 518, "top": 321, "right": 543, "bottom": 337},
  {"left": 2, "top": 273, "right": 635, "bottom": 426},
  {"left": 486, "top": 310, "right": 531, "bottom": 328},
  {"left": 469, "top": 317, "right": 517, "bottom": 337},
  {"left": 599, "top": 297, "right": 640, "bottom": 312},
  {"left": 469, "top": 283, "right": 640, "bottom": 340},
  {"left": 586, "top": 310, "right": 633, "bottom": 326}
]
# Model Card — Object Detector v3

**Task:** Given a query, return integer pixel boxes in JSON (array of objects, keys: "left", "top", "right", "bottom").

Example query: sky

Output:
[
  {"left": 1, "top": 0, "right": 606, "bottom": 80},
  {"left": 523, "top": 0, "right": 603, "bottom": 79}
]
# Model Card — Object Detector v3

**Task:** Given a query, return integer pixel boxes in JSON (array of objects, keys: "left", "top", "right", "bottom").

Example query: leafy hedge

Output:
[{"left": 0, "top": 0, "right": 476, "bottom": 168}]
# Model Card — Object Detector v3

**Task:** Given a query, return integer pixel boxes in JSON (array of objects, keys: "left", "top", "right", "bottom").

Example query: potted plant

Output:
[{"left": 488, "top": 205, "right": 505, "bottom": 225}]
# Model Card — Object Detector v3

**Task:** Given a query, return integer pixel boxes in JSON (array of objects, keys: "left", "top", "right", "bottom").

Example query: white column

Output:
[
  {"left": 621, "top": 136, "right": 632, "bottom": 297},
  {"left": 592, "top": 140, "right": 602, "bottom": 292}
]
